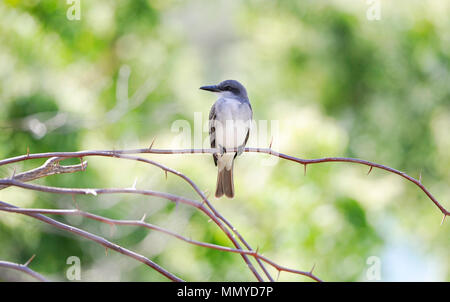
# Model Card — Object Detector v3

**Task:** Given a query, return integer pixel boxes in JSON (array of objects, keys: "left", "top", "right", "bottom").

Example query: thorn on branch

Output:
[
  {"left": 140, "top": 213, "right": 147, "bottom": 222},
  {"left": 26, "top": 146, "right": 30, "bottom": 157},
  {"left": 276, "top": 269, "right": 281, "bottom": 282},
  {"left": 105, "top": 247, "right": 108, "bottom": 256},
  {"left": 310, "top": 263, "right": 316, "bottom": 274},
  {"left": 85, "top": 189, "right": 98, "bottom": 196},
  {"left": 149, "top": 137, "right": 156, "bottom": 150},
  {"left": 269, "top": 136, "right": 274, "bottom": 149},
  {"left": 131, "top": 177, "right": 138, "bottom": 190},
  {"left": 24, "top": 254, "right": 36, "bottom": 267},
  {"left": 367, "top": 166, "right": 373, "bottom": 175},
  {"left": 304, "top": 164, "right": 307, "bottom": 176},
  {"left": 441, "top": 214, "right": 447, "bottom": 226},
  {"left": 164, "top": 170, "right": 168, "bottom": 180}
]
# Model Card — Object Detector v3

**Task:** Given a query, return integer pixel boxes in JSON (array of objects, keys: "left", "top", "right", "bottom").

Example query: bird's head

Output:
[{"left": 200, "top": 80, "right": 248, "bottom": 99}]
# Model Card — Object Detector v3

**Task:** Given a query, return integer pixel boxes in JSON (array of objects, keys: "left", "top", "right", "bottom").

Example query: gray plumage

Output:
[{"left": 201, "top": 80, "right": 252, "bottom": 198}]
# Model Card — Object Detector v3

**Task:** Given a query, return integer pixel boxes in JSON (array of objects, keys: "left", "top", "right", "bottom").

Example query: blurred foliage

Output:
[{"left": 0, "top": 0, "right": 448, "bottom": 281}]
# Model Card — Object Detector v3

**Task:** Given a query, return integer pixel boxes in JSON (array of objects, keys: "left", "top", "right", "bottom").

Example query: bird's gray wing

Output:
[
  {"left": 244, "top": 102, "right": 252, "bottom": 147},
  {"left": 235, "top": 102, "right": 252, "bottom": 158},
  {"left": 244, "top": 128, "right": 250, "bottom": 146},
  {"left": 209, "top": 104, "right": 218, "bottom": 166}
]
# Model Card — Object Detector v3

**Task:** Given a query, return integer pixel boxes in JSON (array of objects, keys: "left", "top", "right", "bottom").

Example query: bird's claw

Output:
[
  {"left": 217, "top": 145, "right": 226, "bottom": 156},
  {"left": 236, "top": 144, "right": 245, "bottom": 156}
]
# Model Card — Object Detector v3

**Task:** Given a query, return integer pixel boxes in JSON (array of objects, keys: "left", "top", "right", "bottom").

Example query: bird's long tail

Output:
[{"left": 215, "top": 159, "right": 234, "bottom": 198}]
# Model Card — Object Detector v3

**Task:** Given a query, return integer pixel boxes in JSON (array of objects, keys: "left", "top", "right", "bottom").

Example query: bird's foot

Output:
[
  {"left": 236, "top": 144, "right": 245, "bottom": 156},
  {"left": 217, "top": 145, "right": 227, "bottom": 156}
]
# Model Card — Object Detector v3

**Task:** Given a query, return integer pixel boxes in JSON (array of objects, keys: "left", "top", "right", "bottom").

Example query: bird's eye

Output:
[{"left": 224, "top": 86, "right": 231, "bottom": 91}]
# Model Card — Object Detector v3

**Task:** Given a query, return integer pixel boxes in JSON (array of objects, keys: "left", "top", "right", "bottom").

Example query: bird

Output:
[{"left": 200, "top": 80, "right": 253, "bottom": 198}]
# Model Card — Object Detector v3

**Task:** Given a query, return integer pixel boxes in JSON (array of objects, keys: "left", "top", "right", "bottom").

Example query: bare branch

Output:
[
  {"left": 1, "top": 147, "right": 447, "bottom": 218},
  {"left": 0, "top": 205, "right": 322, "bottom": 282},
  {"left": 0, "top": 150, "right": 270, "bottom": 281},
  {"left": 0, "top": 201, "right": 183, "bottom": 282},
  {"left": 0, "top": 157, "right": 87, "bottom": 190},
  {"left": 0, "top": 145, "right": 446, "bottom": 281},
  {"left": 3, "top": 146, "right": 441, "bottom": 217},
  {"left": 0, "top": 259, "right": 49, "bottom": 282},
  {"left": 109, "top": 153, "right": 272, "bottom": 281},
  {"left": 246, "top": 147, "right": 449, "bottom": 217},
  {"left": 1, "top": 147, "right": 447, "bottom": 217},
  {"left": 0, "top": 178, "right": 268, "bottom": 282}
]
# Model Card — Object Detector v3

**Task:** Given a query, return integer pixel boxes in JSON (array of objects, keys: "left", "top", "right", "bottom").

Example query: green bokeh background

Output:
[{"left": 0, "top": 0, "right": 449, "bottom": 281}]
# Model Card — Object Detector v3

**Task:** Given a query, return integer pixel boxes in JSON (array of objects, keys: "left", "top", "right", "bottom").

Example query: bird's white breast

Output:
[{"left": 213, "top": 97, "right": 252, "bottom": 150}]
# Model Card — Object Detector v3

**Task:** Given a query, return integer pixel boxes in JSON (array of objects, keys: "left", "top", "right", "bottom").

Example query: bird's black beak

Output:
[{"left": 199, "top": 85, "right": 221, "bottom": 92}]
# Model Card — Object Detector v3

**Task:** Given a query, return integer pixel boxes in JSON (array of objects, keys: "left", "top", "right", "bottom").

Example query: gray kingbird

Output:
[{"left": 200, "top": 80, "right": 253, "bottom": 198}]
